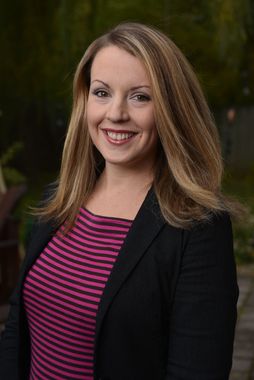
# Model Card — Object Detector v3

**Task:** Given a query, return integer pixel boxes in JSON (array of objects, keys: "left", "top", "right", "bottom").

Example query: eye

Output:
[
  {"left": 92, "top": 89, "right": 109, "bottom": 98},
  {"left": 131, "top": 93, "right": 151, "bottom": 102}
]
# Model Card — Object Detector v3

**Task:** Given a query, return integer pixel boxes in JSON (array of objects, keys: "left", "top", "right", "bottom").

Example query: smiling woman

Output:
[
  {"left": 0, "top": 23, "right": 240, "bottom": 380},
  {"left": 86, "top": 45, "right": 158, "bottom": 180}
]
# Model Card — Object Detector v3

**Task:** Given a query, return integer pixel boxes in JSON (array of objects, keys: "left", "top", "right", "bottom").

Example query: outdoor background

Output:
[
  {"left": 1, "top": 1, "right": 254, "bottom": 378},
  {"left": 1, "top": 0, "right": 254, "bottom": 263}
]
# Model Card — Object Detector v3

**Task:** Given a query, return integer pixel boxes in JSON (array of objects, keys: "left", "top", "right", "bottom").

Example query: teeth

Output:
[{"left": 106, "top": 131, "right": 134, "bottom": 140}]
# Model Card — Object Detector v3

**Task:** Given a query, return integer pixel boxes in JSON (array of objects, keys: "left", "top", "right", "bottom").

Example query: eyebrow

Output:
[{"left": 91, "top": 79, "right": 151, "bottom": 90}]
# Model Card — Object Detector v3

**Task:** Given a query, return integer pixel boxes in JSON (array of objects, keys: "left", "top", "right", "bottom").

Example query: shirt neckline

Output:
[{"left": 80, "top": 206, "right": 134, "bottom": 223}]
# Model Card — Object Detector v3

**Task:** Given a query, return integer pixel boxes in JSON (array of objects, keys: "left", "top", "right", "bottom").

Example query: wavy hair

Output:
[{"left": 36, "top": 22, "right": 241, "bottom": 229}]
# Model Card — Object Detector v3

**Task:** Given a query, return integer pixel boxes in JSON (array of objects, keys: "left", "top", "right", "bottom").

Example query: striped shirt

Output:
[{"left": 23, "top": 207, "right": 132, "bottom": 380}]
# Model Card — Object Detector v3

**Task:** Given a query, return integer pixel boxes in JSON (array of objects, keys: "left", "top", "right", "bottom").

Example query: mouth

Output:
[{"left": 102, "top": 129, "right": 138, "bottom": 144}]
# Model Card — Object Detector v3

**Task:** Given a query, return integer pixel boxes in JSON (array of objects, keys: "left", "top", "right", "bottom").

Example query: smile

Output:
[
  {"left": 107, "top": 131, "right": 134, "bottom": 140},
  {"left": 102, "top": 129, "right": 138, "bottom": 145}
]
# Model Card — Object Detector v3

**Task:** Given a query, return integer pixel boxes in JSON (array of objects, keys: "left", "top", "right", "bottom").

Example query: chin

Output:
[{"left": 104, "top": 158, "right": 132, "bottom": 166}]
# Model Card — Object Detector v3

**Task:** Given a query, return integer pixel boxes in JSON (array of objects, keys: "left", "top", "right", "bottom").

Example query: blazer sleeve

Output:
[
  {"left": 0, "top": 184, "right": 53, "bottom": 379},
  {"left": 0, "top": 217, "right": 40, "bottom": 379},
  {"left": 166, "top": 212, "right": 239, "bottom": 380},
  {"left": 0, "top": 289, "right": 21, "bottom": 379}
]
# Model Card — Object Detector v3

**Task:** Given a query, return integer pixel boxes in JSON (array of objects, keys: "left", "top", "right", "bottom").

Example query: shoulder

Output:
[
  {"left": 188, "top": 211, "right": 232, "bottom": 243},
  {"left": 161, "top": 209, "right": 232, "bottom": 242},
  {"left": 150, "top": 187, "right": 232, "bottom": 242},
  {"left": 179, "top": 211, "right": 234, "bottom": 268}
]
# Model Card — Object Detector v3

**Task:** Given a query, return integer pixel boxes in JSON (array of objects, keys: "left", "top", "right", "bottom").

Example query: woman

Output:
[{"left": 0, "top": 22, "right": 239, "bottom": 380}]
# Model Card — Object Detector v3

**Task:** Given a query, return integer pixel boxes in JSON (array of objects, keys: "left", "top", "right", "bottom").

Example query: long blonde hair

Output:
[{"left": 36, "top": 22, "right": 240, "bottom": 229}]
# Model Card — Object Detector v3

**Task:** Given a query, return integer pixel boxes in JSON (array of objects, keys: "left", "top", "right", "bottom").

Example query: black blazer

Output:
[{"left": 0, "top": 188, "right": 239, "bottom": 380}]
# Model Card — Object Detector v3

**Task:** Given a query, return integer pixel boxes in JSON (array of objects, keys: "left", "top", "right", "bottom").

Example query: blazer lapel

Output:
[
  {"left": 94, "top": 187, "right": 166, "bottom": 351},
  {"left": 16, "top": 188, "right": 165, "bottom": 356}
]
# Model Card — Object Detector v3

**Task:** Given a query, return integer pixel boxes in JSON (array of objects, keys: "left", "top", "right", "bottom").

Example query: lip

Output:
[{"left": 101, "top": 128, "right": 138, "bottom": 145}]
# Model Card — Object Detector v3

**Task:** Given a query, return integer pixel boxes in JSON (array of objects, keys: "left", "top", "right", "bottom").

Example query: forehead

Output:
[{"left": 90, "top": 45, "right": 150, "bottom": 84}]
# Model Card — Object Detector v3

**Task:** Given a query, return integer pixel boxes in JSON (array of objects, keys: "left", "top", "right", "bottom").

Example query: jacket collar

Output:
[
  {"left": 93, "top": 186, "right": 166, "bottom": 362},
  {"left": 21, "top": 187, "right": 166, "bottom": 363}
]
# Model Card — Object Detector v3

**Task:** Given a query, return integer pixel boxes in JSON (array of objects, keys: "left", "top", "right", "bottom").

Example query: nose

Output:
[{"left": 106, "top": 97, "right": 129, "bottom": 122}]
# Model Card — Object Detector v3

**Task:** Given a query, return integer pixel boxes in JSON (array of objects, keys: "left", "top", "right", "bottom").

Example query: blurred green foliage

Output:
[
  {"left": 1, "top": 0, "right": 253, "bottom": 108},
  {"left": 0, "top": 1, "right": 253, "bottom": 263},
  {"left": 0, "top": 142, "right": 26, "bottom": 185},
  {"left": 0, "top": 1, "right": 253, "bottom": 176},
  {"left": 0, "top": 0, "right": 254, "bottom": 180}
]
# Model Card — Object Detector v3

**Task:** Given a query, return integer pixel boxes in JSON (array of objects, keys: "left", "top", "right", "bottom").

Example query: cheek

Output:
[
  {"left": 86, "top": 101, "right": 101, "bottom": 127},
  {"left": 137, "top": 107, "right": 156, "bottom": 132},
  {"left": 141, "top": 115, "right": 157, "bottom": 135},
  {"left": 86, "top": 107, "right": 94, "bottom": 126},
  {"left": 142, "top": 114, "right": 158, "bottom": 145}
]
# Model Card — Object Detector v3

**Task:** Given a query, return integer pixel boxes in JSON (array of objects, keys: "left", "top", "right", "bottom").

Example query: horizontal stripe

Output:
[
  {"left": 44, "top": 247, "right": 112, "bottom": 275},
  {"left": 23, "top": 208, "right": 131, "bottom": 379},
  {"left": 31, "top": 343, "right": 93, "bottom": 374},
  {"left": 35, "top": 260, "right": 105, "bottom": 289},
  {"left": 27, "top": 318, "right": 94, "bottom": 350},
  {"left": 63, "top": 228, "right": 122, "bottom": 250},
  {"left": 38, "top": 255, "right": 108, "bottom": 282},
  {"left": 49, "top": 240, "right": 117, "bottom": 267},
  {"left": 25, "top": 318, "right": 94, "bottom": 357},
  {"left": 52, "top": 237, "right": 119, "bottom": 260},
  {"left": 74, "top": 219, "right": 127, "bottom": 238},
  {"left": 54, "top": 234, "right": 120, "bottom": 256},
  {"left": 27, "top": 312, "right": 94, "bottom": 343},
  {"left": 32, "top": 265, "right": 104, "bottom": 295},
  {"left": 24, "top": 279, "right": 99, "bottom": 310},
  {"left": 68, "top": 224, "right": 124, "bottom": 244},
  {"left": 25, "top": 302, "right": 95, "bottom": 337},
  {"left": 27, "top": 271, "right": 101, "bottom": 303},
  {"left": 32, "top": 337, "right": 93, "bottom": 366},
  {"left": 24, "top": 290, "right": 96, "bottom": 324}
]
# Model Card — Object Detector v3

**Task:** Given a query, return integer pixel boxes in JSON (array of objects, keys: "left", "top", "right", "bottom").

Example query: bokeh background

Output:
[
  {"left": 0, "top": 1, "right": 254, "bottom": 298},
  {"left": 1, "top": 2, "right": 254, "bottom": 377}
]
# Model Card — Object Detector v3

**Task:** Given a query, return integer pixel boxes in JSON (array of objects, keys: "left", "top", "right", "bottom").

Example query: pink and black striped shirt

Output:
[{"left": 23, "top": 207, "right": 132, "bottom": 380}]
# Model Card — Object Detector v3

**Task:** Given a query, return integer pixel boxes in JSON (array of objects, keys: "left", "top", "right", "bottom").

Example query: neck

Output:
[
  {"left": 96, "top": 162, "right": 155, "bottom": 195},
  {"left": 85, "top": 161, "right": 156, "bottom": 220}
]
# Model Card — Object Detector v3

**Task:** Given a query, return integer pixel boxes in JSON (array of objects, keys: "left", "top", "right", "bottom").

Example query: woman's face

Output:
[{"left": 87, "top": 45, "right": 158, "bottom": 170}]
